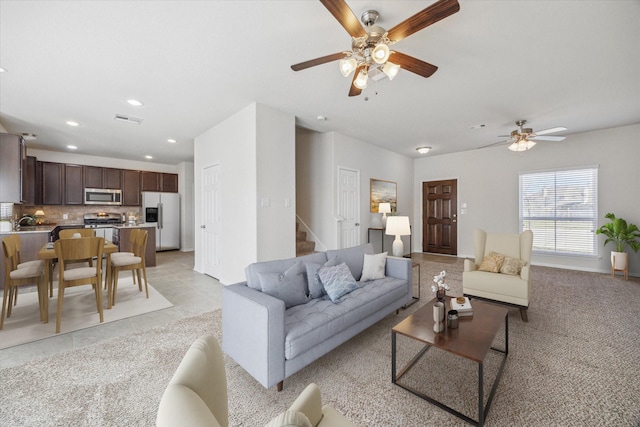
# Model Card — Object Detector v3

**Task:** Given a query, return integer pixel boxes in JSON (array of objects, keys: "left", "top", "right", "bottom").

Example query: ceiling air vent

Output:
[{"left": 114, "top": 114, "right": 143, "bottom": 125}]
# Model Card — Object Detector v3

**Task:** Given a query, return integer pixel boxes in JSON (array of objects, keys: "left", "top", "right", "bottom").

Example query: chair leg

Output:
[
  {"left": 40, "top": 276, "right": 48, "bottom": 323},
  {"left": 56, "top": 285, "right": 65, "bottom": 333},
  {"left": 136, "top": 269, "right": 142, "bottom": 292},
  {"left": 141, "top": 265, "right": 149, "bottom": 299},
  {"left": 95, "top": 280, "right": 104, "bottom": 324},
  {"left": 0, "top": 285, "right": 10, "bottom": 330},
  {"left": 112, "top": 270, "right": 119, "bottom": 306},
  {"left": 7, "top": 287, "right": 14, "bottom": 317},
  {"left": 520, "top": 307, "right": 528, "bottom": 322}
]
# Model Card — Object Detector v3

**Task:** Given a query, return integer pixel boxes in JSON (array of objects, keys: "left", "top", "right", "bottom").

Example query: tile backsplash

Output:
[{"left": 15, "top": 205, "right": 142, "bottom": 225}]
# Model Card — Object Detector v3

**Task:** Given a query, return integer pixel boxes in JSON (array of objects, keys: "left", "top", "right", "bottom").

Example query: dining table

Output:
[{"left": 38, "top": 240, "right": 119, "bottom": 308}]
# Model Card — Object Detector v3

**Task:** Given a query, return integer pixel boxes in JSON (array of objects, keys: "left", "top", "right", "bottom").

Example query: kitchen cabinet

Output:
[
  {"left": 141, "top": 171, "right": 160, "bottom": 192},
  {"left": 122, "top": 170, "right": 141, "bottom": 206},
  {"left": 104, "top": 168, "right": 122, "bottom": 189},
  {"left": 84, "top": 166, "right": 122, "bottom": 190},
  {"left": 83, "top": 166, "right": 104, "bottom": 188},
  {"left": 64, "top": 164, "right": 84, "bottom": 205},
  {"left": 0, "top": 133, "right": 26, "bottom": 203},
  {"left": 161, "top": 173, "right": 178, "bottom": 193},
  {"left": 23, "top": 156, "right": 38, "bottom": 206},
  {"left": 41, "top": 162, "right": 64, "bottom": 205}
]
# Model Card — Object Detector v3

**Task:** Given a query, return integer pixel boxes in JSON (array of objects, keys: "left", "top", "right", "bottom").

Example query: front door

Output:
[
  {"left": 202, "top": 164, "right": 221, "bottom": 279},
  {"left": 337, "top": 167, "right": 360, "bottom": 248},
  {"left": 423, "top": 179, "right": 457, "bottom": 255}
]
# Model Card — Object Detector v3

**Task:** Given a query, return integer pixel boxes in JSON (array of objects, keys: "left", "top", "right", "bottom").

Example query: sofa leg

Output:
[
  {"left": 520, "top": 307, "right": 528, "bottom": 322},
  {"left": 277, "top": 381, "right": 283, "bottom": 392},
  {"left": 396, "top": 309, "right": 399, "bottom": 314}
]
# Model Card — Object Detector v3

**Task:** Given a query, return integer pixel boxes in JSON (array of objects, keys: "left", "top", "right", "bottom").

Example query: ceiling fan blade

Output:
[
  {"left": 348, "top": 65, "right": 366, "bottom": 97},
  {"left": 531, "top": 135, "right": 566, "bottom": 142},
  {"left": 320, "top": 0, "right": 366, "bottom": 38},
  {"left": 389, "top": 51, "right": 438, "bottom": 78},
  {"left": 387, "top": 0, "right": 460, "bottom": 42},
  {"left": 535, "top": 126, "right": 567, "bottom": 136},
  {"left": 291, "top": 52, "right": 347, "bottom": 71}
]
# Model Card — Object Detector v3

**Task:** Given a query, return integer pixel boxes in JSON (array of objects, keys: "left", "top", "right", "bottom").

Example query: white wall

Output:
[
  {"left": 256, "top": 104, "right": 296, "bottom": 261},
  {"left": 177, "top": 161, "right": 195, "bottom": 251},
  {"left": 413, "top": 123, "right": 640, "bottom": 276},
  {"left": 194, "top": 103, "right": 295, "bottom": 285},
  {"left": 296, "top": 129, "right": 414, "bottom": 252}
]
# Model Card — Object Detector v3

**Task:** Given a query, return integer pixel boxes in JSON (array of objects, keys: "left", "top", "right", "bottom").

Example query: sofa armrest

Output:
[
  {"left": 520, "top": 264, "right": 530, "bottom": 281},
  {"left": 464, "top": 259, "right": 477, "bottom": 272},
  {"left": 385, "top": 256, "right": 411, "bottom": 281},
  {"left": 222, "top": 283, "right": 286, "bottom": 389}
]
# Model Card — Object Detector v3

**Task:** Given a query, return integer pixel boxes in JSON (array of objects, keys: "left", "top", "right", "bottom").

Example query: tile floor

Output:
[{"left": 0, "top": 250, "right": 222, "bottom": 369}]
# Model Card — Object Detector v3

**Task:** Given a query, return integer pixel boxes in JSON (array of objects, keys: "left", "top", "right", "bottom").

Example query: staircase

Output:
[{"left": 296, "top": 222, "right": 315, "bottom": 256}]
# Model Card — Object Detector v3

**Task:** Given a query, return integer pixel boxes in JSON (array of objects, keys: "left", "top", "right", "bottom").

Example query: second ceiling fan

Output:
[{"left": 291, "top": 0, "right": 460, "bottom": 97}]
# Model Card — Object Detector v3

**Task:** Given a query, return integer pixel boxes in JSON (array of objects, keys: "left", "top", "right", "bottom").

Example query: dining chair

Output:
[
  {"left": 58, "top": 228, "right": 96, "bottom": 239},
  {"left": 109, "top": 228, "right": 141, "bottom": 288},
  {"left": 1, "top": 236, "right": 47, "bottom": 330},
  {"left": 109, "top": 229, "right": 148, "bottom": 308},
  {"left": 54, "top": 236, "right": 104, "bottom": 333},
  {"left": 8, "top": 234, "right": 46, "bottom": 306}
]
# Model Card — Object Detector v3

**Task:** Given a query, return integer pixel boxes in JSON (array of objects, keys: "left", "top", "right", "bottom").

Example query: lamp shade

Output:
[
  {"left": 34, "top": 210, "right": 45, "bottom": 216},
  {"left": 378, "top": 202, "right": 391, "bottom": 214},
  {"left": 385, "top": 216, "right": 411, "bottom": 236}
]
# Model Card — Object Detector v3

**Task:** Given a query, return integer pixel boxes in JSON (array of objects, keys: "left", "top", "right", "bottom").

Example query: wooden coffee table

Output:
[{"left": 391, "top": 297, "right": 508, "bottom": 426}]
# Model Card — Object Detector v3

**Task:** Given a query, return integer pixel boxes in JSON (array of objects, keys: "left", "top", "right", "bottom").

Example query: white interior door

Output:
[
  {"left": 338, "top": 167, "right": 360, "bottom": 248},
  {"left": 202, "top": 164, "right": 221, "bottom": 279}
]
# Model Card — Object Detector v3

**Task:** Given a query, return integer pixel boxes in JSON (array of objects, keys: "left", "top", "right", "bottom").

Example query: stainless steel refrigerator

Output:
[{"left": 142, "top": 192, "right": 180, "bottom": 251}]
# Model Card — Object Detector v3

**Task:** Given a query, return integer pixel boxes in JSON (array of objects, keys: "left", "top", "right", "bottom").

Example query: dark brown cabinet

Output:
[
  {"left": 41, "top": 162, "right": 64, "bottom": 205},
  {"left": 64, "top": 164, "right": 84, "bottom": 205},
  {"left": 161, "top": 173, "right": 178, "bottom": 192},
  {"left": 141, "top": 171, "right": 160, "bottom": 192},
  {"left": 83, "top": 166, "right": 103, "bottom": 189},
  {"left": 122, "top": 170, "right": 141, "bottom": 206},
  {"left": 104, "top": 168, "right": 122, "bottom": 189},
  {"left": 22, "top": 156, "right": 38, "bottom": 206}
]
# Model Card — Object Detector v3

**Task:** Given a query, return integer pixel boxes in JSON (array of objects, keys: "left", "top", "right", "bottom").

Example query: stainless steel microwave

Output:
[{"left": 84, "top": 188, "right": 122, "bottom": 205}]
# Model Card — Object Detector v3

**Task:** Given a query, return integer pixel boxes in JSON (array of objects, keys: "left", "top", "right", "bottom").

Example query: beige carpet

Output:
[
  {"left": 0, "top": 278, "right": 172, "bottom": 349},
  {"left": 0, "top": 260, "right": 638, "bottom": 426}
]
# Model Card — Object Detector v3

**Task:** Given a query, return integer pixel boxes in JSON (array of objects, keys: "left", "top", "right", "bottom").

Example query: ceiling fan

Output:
[
  {"left": 481, "top": 120, "right": 567, "bottom": 152},
  {"left": 291, "top": 0, "right": 460, "bottom": 97}
]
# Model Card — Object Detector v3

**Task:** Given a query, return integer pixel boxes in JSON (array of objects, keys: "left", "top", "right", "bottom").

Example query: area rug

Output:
[
  {"left": 0, "top": 279, "right": 172, "bottom": 349},
  {"left": 0, "top": 261, "right": 638, "bottom": 426}
]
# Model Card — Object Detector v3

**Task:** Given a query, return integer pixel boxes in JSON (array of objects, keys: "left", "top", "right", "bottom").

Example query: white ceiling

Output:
[{"left": 1, "top": 1, "right": 639, "bottom": 165}]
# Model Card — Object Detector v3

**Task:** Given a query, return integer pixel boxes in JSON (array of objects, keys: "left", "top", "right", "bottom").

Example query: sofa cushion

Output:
[
  {"left": 499, "top": 255, "right": 526, "bottom": 275},
  {"left": 326, "top": 243, "right": 374, "bottom": 281},
  {"left": 283, "top": 276, "right": 407, "bottom": 360},
  {"left": 259, "top": 262, "right": 309, "bottom": 308},
  {"left": 305, "top": 257, "right": 339, "bottom": 299},
  {"left": 264, "top": 410, "right": 312, "bottom": 427},
  {"left": 360, "top": 252, "right": 387, "bottom": 281},
  {"left": 318, "top": 263, "right": 359, "bottom": 303},
  {"left": 478, "top": 251, "right": 504, "bottom": 272},
  {"left": 245, "top": 252, "right": 327, "bottom": 290}
]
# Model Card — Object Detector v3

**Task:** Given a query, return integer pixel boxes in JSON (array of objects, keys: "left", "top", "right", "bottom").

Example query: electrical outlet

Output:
[{"left": 63, "top": 213, "right": 68, "bottom": 220}]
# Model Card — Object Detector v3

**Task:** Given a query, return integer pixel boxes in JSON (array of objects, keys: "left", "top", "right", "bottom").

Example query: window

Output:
[{"left": 519, "top": 166, "right": 598, "bottom": 256}]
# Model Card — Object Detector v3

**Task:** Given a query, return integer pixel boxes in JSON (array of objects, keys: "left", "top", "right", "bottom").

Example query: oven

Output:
[{"left": 83, "top": 213, "right": 124, "bottom": 242}]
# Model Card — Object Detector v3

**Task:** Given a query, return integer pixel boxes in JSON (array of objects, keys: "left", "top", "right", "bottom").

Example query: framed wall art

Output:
[{"left": 370, "top": 178, "right": 397, "bottom": 213}]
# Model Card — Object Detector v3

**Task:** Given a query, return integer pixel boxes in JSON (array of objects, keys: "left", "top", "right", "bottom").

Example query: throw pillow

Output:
[
  {"left": 258, "top": 262, "right": 309, "bottom": 308},
  {"left": 500, "top": 256, "right": 526, "bottom": 275},
  {"left": 360, "top": 252, "right": 387, "bottom": 281},
  {"left": 478, "top": 251, "right": 505, "bottom": 273},
  {"left": 318, "top": 263, "right": 359, "bottom": 303},
  {"left": 264, "top": 410, "right": 312, "bottom": 427},
  {"left": 305, "top": 257, "right": 339, "bottom": 299}
]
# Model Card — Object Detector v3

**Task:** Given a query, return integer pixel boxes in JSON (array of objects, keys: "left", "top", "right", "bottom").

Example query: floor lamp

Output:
[{"left": 385, "top": 216, "right": 410, "bottom": 257}]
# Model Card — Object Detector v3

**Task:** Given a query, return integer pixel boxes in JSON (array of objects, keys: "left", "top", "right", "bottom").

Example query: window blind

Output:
[{"left": 519, "top": 167, "right": 598, "bottom": 256}]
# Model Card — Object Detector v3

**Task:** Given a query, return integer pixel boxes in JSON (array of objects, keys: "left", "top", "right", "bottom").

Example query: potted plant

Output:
[{"left": 595, "top": 213, "right": 640, "bottom": 273}]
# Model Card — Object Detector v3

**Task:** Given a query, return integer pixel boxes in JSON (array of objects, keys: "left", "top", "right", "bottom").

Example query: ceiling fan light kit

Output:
[{"left": 291, "top": 0, "right": 460, "bottom": 97}]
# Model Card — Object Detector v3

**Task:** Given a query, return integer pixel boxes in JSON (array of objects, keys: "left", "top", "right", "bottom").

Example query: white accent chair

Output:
[
  {"left": 463, "top": 229, "right": 533, "bottom": 321},
  {"left": 157, "top": 336, "right": 358, "bottom": 427}
]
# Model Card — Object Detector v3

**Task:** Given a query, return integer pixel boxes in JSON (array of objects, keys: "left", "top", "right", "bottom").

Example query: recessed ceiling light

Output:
[
  {"left": 66, "top": 121, "right": 80, "bottom": 127},
  {"left": 67, "top": 145, "right": 78, "bottom": 150},
  {"left": 127, "top": 99, "right": 144, "bottom": 106},
  {"left": 416, "top": 146, "right": 431, "bottom": 154},
  {"left": 167, "top": 139, "right": 177, "bottom": 143},
  {"left": 316, "top": 115, "right": 327, "bottom": 121},
  {"left": 0, "top": 67, "right": 7, "bottom": 73},
  {"left": 145, "top": 155, "right": 153, "bottom": 159}
]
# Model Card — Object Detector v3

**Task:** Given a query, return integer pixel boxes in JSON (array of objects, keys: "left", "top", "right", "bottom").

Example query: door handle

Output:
[{"left": 200, "top": 225, "right": 206, "bottom": 229}]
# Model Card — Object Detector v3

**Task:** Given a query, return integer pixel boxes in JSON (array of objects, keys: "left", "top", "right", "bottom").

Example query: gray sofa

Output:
[{"left": 222, "top": 243, "right": 412, "bottom": 391}]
